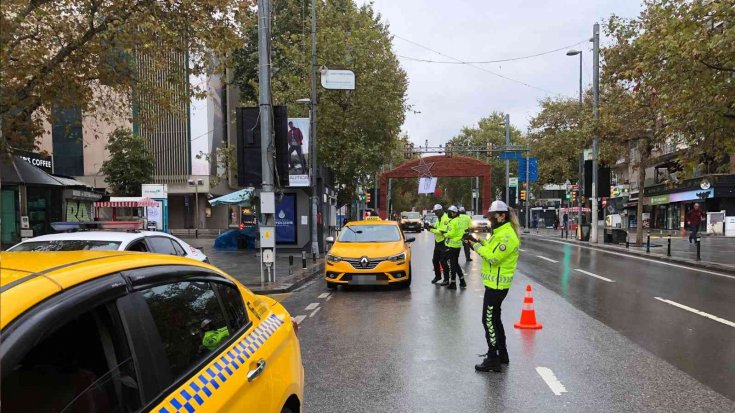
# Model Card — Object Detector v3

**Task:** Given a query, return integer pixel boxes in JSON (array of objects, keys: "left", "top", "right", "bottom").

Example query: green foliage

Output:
[
  {"left": 233, "top": 0, "right": 408, "bottom": 197},
  {"left": 100, "top": 128, "right": 154, "bottom": 196}
]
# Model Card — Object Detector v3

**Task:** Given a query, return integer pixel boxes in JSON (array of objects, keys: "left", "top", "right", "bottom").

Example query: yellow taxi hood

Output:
[{"left": 328, "top": 241, "right": 405, "bottom": 258}]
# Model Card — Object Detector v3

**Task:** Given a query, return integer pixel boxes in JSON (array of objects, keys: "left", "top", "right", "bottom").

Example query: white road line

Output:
[
  {"left": 309, "top": 307, "right": 320, "bottom": 318},
  {"left": 293, "top": 315, "right": 307, "bottom": 324},
  {"left": 305, "top": 302, "right": 319, "bottom": 311},
  {"left": 536, "top": 367, "right": 568, "bottom": 396},
  {"left": 536, "top": 255, "right": 559, "bottom": 263},
  {"left": 326, "top": 295, "right": 333, "bottom": 301},
  {"left": 526, "top": 237, "right": 735, "bottom": 280},
  {"left": 574, "top": 269, "right": 614, "bottom": 283},
  {"left": 292, "top": 280, "right": 315, "bottom": 292},
  {"left": 654, "top": 297, "right": 735, "bottom": 328},
  {"left": 518, "top": 248, "right": 526, "bottom": 252},
  {"left": 318, "top": 292, "right": 331, "bottom": 299}
]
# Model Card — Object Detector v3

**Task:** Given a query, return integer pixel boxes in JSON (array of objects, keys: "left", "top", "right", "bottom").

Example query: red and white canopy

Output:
[{"left": 94, "top": 197, "right": 159, "bottom": 208}]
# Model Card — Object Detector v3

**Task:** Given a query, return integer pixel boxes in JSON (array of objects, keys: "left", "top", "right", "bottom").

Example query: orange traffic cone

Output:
[{"left": 514, "top": 284, "right": 543, "bottom": 329}]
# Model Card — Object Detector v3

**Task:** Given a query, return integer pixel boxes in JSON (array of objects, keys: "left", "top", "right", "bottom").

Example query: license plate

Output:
[{"left": 351, "top": 275, "right": 377, "bottom": 284}]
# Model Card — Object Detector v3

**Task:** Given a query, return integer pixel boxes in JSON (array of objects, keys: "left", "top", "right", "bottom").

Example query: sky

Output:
[{"left": 191, "top": 0, "right": 643, "bottom": 174}]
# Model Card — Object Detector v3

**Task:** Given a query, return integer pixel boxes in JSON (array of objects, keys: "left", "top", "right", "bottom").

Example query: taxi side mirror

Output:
[
  {"left": 405, "top": 237, "right": 416, "bottom": 243},
  {"left": 326, "top": 236, "right": 335, "bottom": 243}
]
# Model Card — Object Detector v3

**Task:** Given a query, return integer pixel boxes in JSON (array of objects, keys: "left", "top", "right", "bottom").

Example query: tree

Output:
[
  {"left": 1, "top": 0, "right": 254, "bottom": 152},
  {"left": 100, "top": 128, "right": 154, "bottom": 196},
  {"left": 233, "top": 0, "right": 408, "bottom": 200},
  {"left": 445, "top": 112, "right": 523, "bottom": 200}
]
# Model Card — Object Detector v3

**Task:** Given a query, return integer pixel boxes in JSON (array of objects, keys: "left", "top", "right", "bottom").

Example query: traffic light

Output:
[
  {"left": 520, "top": 190, "right": 526, "bottom": 201},
  {"left": 366, "top": 193, "right": 372, "bottom": 203},
  {"left": 572, "top": 191, "right": 577, "bottom": 202}
]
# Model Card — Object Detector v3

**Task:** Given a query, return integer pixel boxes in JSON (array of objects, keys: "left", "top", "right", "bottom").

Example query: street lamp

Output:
[
  {"left": 297, "top": 97, "right": 319, "bottom": 256},
  {"left": 567, "top": 49, "right": 584, "bottom": 238},
  {"left": 188, "top": 178, "right": 204, "bottom": 237}
]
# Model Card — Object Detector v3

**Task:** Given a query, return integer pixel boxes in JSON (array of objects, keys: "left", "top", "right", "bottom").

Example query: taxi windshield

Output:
[
  {"left": 472, "top": 215, "right": 486, "bottom": 220},
  {"left": 9, "top": 240, "right": 122, "bottom": 251},
  {"left": 402, "top": 212, "right": 421, "bottom": 219},
  {"left": 338, "top": 225, "right": 401, "bottom": 243}
]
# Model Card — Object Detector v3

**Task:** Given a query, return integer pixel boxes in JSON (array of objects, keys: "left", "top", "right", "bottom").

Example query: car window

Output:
[
  {"left": 147, "top": 237, "right": 177, "bottom": 255},
  {"left": 140, "top": 281, "right": 235, "bottom": 381},
  {"left": 472, "top": 215, "right": 486, "bottom": 220},
  {"left": 170, "top": 239, "right": 187, "bottom": 256},
  {"left": 337, "top": 225, "right": 401, "bottom": 242},
  {"left": 2, "top": 303, "right": 142, "bottom": 413},
  {"left": 213, "top": 282, "right": 249, "bottom": 331},
  {"left": 9, "top": 240, "right": 122, "bottom": 251},
  {"left": 127, "top": 239, "right": 149, "bottom": 252}
]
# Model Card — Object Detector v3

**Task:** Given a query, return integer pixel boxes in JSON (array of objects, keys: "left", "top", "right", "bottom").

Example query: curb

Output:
[
  {"left": 521, "top": 233, "right": 735, "bottom": 276},
  {"left": 247, "top": 263, "right": 324, "bottom": 294}
]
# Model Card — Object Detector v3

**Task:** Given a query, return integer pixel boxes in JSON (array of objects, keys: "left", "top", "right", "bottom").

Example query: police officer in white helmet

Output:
[{"left": 427, "top": 204, "right": 451, "bottom": 284}]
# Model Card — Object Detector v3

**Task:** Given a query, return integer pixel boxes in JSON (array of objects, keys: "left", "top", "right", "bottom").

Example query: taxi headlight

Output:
[
  {"left": 388, "top": 252, "right": 406, "bottom": 263},
  {"left": 326, "top": 254, "right": 342, "bottom": 263}
]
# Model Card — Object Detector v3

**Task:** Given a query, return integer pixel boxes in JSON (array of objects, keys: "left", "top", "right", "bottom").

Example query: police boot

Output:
[
  {"left": 447, "top": 281, "right": 457, "bottom": 290},
  {"left": 459, "top": 277, "right": 467, "bottom": 289},
  {"left": 498, "top": 348, "right": 510, "bottom": 364},
  {"left": 475, "top": 352, "right": 502, "bottom": 373},
  {"left": 438, "top": 278, "right": 450, "bottom": 286},
  {"left": 431, "top": 275, "right": 442, "bottom": 284}
]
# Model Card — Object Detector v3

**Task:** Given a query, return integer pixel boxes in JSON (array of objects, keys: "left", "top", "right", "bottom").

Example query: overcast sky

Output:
[{"left": 191, "top": 0, "right": 643, "bottom": 174}]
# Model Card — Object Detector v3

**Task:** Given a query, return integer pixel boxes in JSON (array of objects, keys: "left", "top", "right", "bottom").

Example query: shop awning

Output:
[
  {"left": 1, "top": 155, "right": 63, "bottom": 186},
  {"left": 209, "top": 188, "right": 254, "bottom": 206},
  {"left": 94, "top": 197, "right": 159, "bottom": 208}
]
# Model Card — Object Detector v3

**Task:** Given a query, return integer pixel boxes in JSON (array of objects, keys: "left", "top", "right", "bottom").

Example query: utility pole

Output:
[
  {"left": 309, "top": 0, "right": 319, "bottom": 256},
  {"left": 504, "top": 114, "right": 510, "bottom": 205},
  {"left": 591, "top": 23, "right": 600, "bottom": 243},
  {"left": 525, "top": 145, "right": 530, "bottom": 231},
  {"left": 257, "top": 0, "right": 276, "bottom": 282}
]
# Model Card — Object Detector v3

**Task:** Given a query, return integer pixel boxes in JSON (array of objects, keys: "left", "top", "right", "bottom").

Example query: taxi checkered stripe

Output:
[{"left": 157, "top": 314, "right": 285, "bottom": 413}]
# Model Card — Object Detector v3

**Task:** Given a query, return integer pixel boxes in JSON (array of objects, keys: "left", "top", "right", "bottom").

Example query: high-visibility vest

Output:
[{"left": 473, "top": 222, "right": 519, "bottom": 290}]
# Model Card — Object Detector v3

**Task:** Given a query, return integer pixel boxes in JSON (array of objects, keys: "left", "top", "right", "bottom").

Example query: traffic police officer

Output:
[
  {"left": 443, "top": 205, "right": 466, "bottom": 289},
  {"left": 464, "top": 200, "right": 520, "bottom": 372},
  {"left": 458, "top": 206, "right": 473, "bottom": 262},
  {"left": 428, "top": 204, "right": 450, "bottom": 284}
]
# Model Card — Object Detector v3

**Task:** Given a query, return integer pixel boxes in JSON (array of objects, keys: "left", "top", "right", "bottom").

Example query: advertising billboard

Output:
[
  {"left": 287, "top": 118, "right": 310, "bottom": 187},
  {"left": 276, "top": 194, "right": 297, "bottom": 243}
]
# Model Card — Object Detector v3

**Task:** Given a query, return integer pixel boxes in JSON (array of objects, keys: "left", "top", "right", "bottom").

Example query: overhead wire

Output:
[{"left": 396, "top": 40, "right": 587, "bottom": 65}]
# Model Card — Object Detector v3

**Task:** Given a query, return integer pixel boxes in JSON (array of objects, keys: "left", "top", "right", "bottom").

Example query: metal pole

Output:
[
  {"left": 194, "top": 183, "right": 199, "bottom": 238},
  {"left": 309, "top": 0, "right": 319, "bottom": 256},
  {"left": 591, "top": 23, "right": 600, "bottom": 243},
  {"left": 577, "top": 52, "right": 583, "bottom": 239},
  {"left": 504, "top": 114, "right": 510, "bottom": 205},
  {"left": 525, "top": 145, "right": 530, "bottom": 231}
]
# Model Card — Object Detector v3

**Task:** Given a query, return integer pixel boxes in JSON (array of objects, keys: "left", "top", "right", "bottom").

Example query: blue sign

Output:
[
  {"left": 518, "top": 157, "right": 538, "bottom": 182},
  {"left": 275, "top": 194, "right": 296, "bottom": 244},
  {"left": 499, "top": 151, "right": 524, "bottom": 161}
]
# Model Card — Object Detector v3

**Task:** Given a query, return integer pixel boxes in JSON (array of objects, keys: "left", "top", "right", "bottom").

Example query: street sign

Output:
[
  {"left": 509, "top": 177, "right": 518, "bottom": 187},
  {"left": 321, "top": 69, "right": 356, "bottom": 90},
  {"left": 499, "top": 151, "right": 524, "bottom": 160},
  {"left": 518, "top": 158, "right": 538, "bottom": 182}
]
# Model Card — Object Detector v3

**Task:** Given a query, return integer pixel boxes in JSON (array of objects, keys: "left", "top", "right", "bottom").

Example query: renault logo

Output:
[{"left": 359, "top": 256, "right": 369, "bottom": 268}]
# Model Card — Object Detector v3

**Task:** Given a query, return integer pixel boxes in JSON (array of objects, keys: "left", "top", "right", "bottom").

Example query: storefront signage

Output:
[
  {"left": 669, "top": 188, "right": 713, "bottom": 203},
  {"left": 142, "top": 184, "right": 168, "bottom": 198},
  {"left": 275, "top": 194, "right": 296, "bottom": 243},
  {"left": 71, "top": 189, "right": 102, "bottom": 201},
  {"left": 15, "top": 149, "right": 53, "bottom": 173},
  {"left": 650, "top": 194, "right": 669, "bottom": 205}
]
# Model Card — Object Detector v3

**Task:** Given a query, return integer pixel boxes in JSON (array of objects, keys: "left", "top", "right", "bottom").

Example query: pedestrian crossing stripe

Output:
[{"left": 156, "top": 314, "right": 285, "bottom": 413}]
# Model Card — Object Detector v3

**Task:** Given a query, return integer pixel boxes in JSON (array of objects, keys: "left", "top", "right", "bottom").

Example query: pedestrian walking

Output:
[
  {"left": 443, "top": 205, "right": 466, "bottom": 289},
  {"left": 458, "top": 206, "right": 473, "bottom": 262},
  {"left": 464, "top": 200, "right": 520, "bottom": 373},
  {"left": 428, "top": 204, "right": 451, "bottom": 284},
  {"left": 686, "top": 203, "right": 705, "bottom": 244}
]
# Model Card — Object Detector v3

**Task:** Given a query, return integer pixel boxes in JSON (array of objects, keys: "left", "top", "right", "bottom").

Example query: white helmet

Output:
[
  {"left": 447, "top": 205, "right": 458, "bottom": 213},
  {"left": 458, "top": 206, "right": 466, "bottom": 213},
  {"left": 488, "top": 200, "right": 509, "bottom": 212},
  {"left": 433, "top": 204, "right": 443, "bottom": 211}
]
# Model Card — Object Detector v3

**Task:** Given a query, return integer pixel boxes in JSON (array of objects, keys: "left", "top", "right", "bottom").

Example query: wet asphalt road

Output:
[{"left": 279, "top": 231, "right": 735, "bottom": 412}]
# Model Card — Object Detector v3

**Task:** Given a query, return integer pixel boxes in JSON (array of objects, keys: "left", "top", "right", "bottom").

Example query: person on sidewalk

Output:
[
  {"left": 464, "top": 200, "right": 520, "bottom": 373},
  {"left": 443, "top": 205, "right": 466, "bottom": 289},
  {"left": 458, "top": 206, "right": 473, "bottom": 262},
  {"left": 686, "top": 203, "right": 705, "bottom": 244},
  {"left": 428, "top": 204, "right": 450, "bottom": 284}
]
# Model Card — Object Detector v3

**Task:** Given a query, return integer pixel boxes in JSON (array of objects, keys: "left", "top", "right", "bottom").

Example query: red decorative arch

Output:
[{"left": 378, "top": 155, "right": 492, "bottom": 218}]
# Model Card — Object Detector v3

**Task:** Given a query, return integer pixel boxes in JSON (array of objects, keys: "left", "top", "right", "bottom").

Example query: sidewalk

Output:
[
  {"left": 181, "top": 238, "right": 324, "bottom": 294},
  {"left": 524, "top": 227, "right": 735, "bottom": 273}
]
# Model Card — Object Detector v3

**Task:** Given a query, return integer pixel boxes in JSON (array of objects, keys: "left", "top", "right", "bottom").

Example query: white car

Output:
[{"left": 8, "top": 231, "right": 209, "bottom": 262}]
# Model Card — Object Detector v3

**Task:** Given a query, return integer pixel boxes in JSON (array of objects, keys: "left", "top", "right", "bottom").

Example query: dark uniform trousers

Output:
[
  {"left": 482, "top": 287, "right": 509, "bottom": 352},
  {"left": 463, "top": 242, "right": 472, "bottom": 261},
  {"left": 448, "top": 247, "right": 464, "bottom": 281},
  {"left": 432, "top": 241, "right": 449, "bottom": 280}
]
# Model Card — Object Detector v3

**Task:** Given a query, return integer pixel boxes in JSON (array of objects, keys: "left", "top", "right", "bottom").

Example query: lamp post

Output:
[
  {"left": 298, "top": 95, "right": 319, "bottom": 256},
  {"left": 187, "top": 178, "right": 204, "bottom": 237},
  {"left": 566, "top": 49, "right": 583, "bottom": 237}
]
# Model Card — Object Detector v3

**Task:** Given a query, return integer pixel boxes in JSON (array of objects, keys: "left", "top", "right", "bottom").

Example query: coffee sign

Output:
[{"left": 15, "top": 149, "right": 53, "bottom": 173}]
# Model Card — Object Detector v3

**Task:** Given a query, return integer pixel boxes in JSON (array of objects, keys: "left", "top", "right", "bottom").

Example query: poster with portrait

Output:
[{"left": 287, "top": 118, "right": 310, "bottom": 187}]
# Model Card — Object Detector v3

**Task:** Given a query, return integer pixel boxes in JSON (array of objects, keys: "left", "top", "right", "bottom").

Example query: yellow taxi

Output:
[
  {"left": 0, "top": 251, "right": 303, "bottom": 413},
  {"left": 325, "top": 220, "right": 414, "bottom": 288}
]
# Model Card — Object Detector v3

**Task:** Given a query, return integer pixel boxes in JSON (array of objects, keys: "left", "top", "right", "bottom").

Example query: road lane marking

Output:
[
  {"left": 326, "top": 295, "right": 333, "bottom": 301},
  {"left": 524, "top": 237, "right": 735, "bottom": 280},
  {"left": 305, "top": 302, "right": 319, "bottom": 311},
  {"left": 536, "top": 255, "right": 559, "bottom": 263},
  {"left": 518, "top": 248, "right": 526, "bottom": 252},
  {"left": 536, "top": 367, "right": 567, "bottom": 396},
  {"left": 574, "top": 269, "right": 614, "bottom": 283},
  {"left": 292, "top": 280, "right": 315, "bottom": 292},
  {"left": 293, "top": 315, "right": 307, "bottom": 324},
  {"left": 653, "top": 297, "right": 735, "bottom": 328},
  {"left": 309, "top": 307, "right": 320, "bottom": 317},
  {"left": 318, "top": 292, "right": 331, "bottom": 299}
]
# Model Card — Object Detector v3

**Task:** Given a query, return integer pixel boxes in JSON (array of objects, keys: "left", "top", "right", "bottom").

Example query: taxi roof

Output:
[
  {"left": 346, "top": 219, "right": 397, "bottom": 226},
  {"left": 0, "top": 251, "right": 217, "bottom": 328}
]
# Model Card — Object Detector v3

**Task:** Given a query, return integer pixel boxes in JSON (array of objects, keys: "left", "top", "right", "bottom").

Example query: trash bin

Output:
[{"left": 580, "top": 224, "right": 591, "bottom": 241}]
